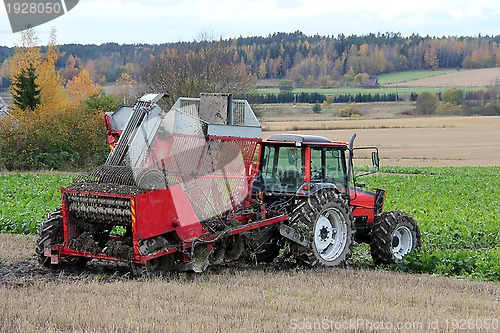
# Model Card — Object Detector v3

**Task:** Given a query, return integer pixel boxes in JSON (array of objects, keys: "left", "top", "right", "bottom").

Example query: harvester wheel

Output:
[
  {"left": 35, "top": 208, "right": 90, "bottom": 268},
  {"left": 293, "top": 190, "right": 353, "bottom": 267},
  {"left": 132, "top": 254, "right": 175, "bottom": 277},
  {"left": 35, "top": 209, "right": 64, "bottom": 268},
  {"left": 254, "top": 239, "right": 281, "bottom": 262},
  {"left": 370, "top": 211, "right": 421, "bottom": 264}
]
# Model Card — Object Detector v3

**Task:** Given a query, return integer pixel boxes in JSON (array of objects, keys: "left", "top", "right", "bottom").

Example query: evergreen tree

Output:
[
  {"left": 312, "top": 100, "right": 322, "bottom": 113},
  {"left": 11, "top": 64, "right": 41, "bottom": 111}
]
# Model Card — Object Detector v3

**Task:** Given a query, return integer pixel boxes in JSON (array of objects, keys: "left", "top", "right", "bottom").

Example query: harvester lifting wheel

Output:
[
  {"left": 35, "top": 208, "right": 89, "bottom": 268},
  {"left": 35, "top": 209, "right": 65, "bottom": 268},
  {"left": 293, "top": 190, "right": 354, "bottom": 267},
  {"left": 132, "top": 254, "right": 175, "bottom": 277},
  {"left": 370, "top": 211, "right": 421, "bottom": 264}
]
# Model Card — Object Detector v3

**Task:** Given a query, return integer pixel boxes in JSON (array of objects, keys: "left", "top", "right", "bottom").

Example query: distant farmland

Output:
[
  {"left": 401, "top": 67, "right": 500, "bottom": 87},
  {"left": 255, "top": 68, "right": 500, "bottom": 97}
]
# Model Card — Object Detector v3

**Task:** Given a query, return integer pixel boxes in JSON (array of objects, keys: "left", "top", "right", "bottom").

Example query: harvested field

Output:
[
  {"left": 402, "top": 67, "right": 500, "bottom": 87},
  {"left": 0, "top": 235, "right": 499, "bottom": 333},
  {"left": 263, "top": 116, "right": 500, "bottom": 166}
]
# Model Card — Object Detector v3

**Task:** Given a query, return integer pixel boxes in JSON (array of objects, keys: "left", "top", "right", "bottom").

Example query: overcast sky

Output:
[{"left": 1, "top": 0, "right": 500, "bottom": 46}]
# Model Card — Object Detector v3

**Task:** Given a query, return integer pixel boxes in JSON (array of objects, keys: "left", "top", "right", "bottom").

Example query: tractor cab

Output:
[{"left": 256, "top": 134, "right": 349, "bottom": 198}]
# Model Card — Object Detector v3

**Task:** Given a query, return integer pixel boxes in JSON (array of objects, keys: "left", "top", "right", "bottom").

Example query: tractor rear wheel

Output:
[
  {"left": 292, "top": 190, "right": 353, "bottom": 267},
  {"left": 370, "top": 211, "right": 421, "bottom": 264}
]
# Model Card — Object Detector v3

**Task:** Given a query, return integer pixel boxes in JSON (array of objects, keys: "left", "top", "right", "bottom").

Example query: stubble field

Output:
[
  {"left": 263, "top": 115, "right": 500, "bottom": 166},
  {"left": 1, "top": 115, "right": 499, "bottom": 332}
]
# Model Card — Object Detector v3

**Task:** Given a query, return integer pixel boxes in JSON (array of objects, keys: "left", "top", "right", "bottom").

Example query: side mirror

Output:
[{"left": 371, "top": 151, "right": 380, "bottom": 170}]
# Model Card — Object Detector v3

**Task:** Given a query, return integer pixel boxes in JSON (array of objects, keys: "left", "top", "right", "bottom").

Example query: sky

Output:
[{"left": 1, "top": 0, "right": 500, "bottom": 47}]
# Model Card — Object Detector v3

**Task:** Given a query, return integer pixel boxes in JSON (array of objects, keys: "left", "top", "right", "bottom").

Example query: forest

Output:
[{"left": 2, "top": 31, "right": 500, "bottom": 89}]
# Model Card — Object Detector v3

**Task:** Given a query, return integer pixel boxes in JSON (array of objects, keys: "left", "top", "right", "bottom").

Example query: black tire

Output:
[
  {"left": 133, "top": 254, "right": 175, "bottom": 277},
  {"left": 370, "top": 211, "right": 422, "bottom": 265},
  {"left": 254, "top": 239, "right": 281, "bottom": 262},
  {"left": 35, "top": 209, "right": 65, "bottom": 268},
  {"left": 35, "top": 208, "right": 90, "bottom": 268},
  {"left": 291, "top": 190, "right": 354, "bottom": 267}
]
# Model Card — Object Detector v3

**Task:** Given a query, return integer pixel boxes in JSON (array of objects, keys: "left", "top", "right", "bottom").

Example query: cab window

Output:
[
  {"left": 260, "top": 145, "right": 304, "bottom": 193},
  {"left": 310, "top": 147, "right": 347, "bottom": 190}
]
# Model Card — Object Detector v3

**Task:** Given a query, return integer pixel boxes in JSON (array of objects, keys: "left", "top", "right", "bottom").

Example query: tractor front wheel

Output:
[{"left": 370, "top": 211, "right": 421, "bottom": 265}]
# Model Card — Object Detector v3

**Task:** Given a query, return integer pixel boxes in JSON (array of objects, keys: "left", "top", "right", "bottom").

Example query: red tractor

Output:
[{"left": 36, "top": 93, "right": 421, "bottom": 275}]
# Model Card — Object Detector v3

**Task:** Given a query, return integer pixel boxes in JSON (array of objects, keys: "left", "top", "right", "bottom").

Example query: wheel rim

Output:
[
  {"left": 392, "top": 225, "right": 413, "bottom": 259},
  {"left": 313, "top": 208, "right": 348, "bottom": 262}
]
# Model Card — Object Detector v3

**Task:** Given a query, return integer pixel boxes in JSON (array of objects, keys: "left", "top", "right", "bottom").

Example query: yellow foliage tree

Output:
[
  {"left": 66, "top": 70, "right": 100, "bottom": 107},
  {"left": 8, "top": 28, "right": 42, "bottom": 79},
  {"left": 258, "top": 60, "right": 267, "bottom": 79},
  {"left": 35, "top": 29, "right": 67, "bottom": 113}
]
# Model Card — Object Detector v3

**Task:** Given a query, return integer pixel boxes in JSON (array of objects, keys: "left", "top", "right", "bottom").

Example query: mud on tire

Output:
[
  {"left": 35, "top": 209, "right": 65, "bottom": 268},
  {"left": 370, "top": 211, "right": 421, "bottom": 265},
  {"left": 35, "top": 208, "right": 90, "bottom": 268},
  {"left": 290, "top": 189, "right": 354, "bottom": 267}
]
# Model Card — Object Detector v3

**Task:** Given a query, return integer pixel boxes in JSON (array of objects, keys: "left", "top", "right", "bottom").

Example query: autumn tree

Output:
[
  {"left": 34, "top": 28, "right": 67, "bottom": 112},
  {"left": 61, "top": 54, "right": 81, "bottom": 82},
  {"left": 353, "top": 73, "right": 369, "bottom": 86},
  {"left": 416, "top": 91, "right": 439, "bottom": 115},
  {"left": 443, "top": 88, "right": 464, "bottom": 106},
  {"left": 8, "top": 28, "right": 41, "bottom": 77},
  {"left": 341, "top": 67, "right": 355, "bottom": 86},
  {"left": 424, "top": 41, "right": 439, "bottom": 70},
  {"left": 258, "top": 60, "right": 267, "bottom": 79},
  {"left": 66, "top": 70, "right": 100, "bottom": 107}
]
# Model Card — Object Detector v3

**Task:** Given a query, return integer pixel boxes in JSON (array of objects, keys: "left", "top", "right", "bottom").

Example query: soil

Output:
[
  {"left": 0, "top": 233, "right": 291, "bottom": 284},
  {"left": 0, "top": 257, "right": 133, "bottom": 285}
]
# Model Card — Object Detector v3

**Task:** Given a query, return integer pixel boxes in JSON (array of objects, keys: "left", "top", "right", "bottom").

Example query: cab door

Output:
[{"left": 309, "top": 146, "right": 348, "bottom": 194}]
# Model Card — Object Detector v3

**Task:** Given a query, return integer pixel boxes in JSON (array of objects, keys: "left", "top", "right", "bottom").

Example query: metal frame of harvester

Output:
[{"left": 36, "top": 93, "right": 421, "bottom": 275}]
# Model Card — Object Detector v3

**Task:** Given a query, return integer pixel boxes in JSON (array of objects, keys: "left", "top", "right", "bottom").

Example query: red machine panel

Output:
[{"left": 134, "top": 184, "right": 203, "bottom": 240}]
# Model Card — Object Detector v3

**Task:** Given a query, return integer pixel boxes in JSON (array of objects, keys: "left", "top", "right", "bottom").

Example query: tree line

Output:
[
  {"left": 3, "top": 31, "right": 500, "bottom": 87},
  {"left": 245, "top": 92, "right": 401, "bottom": 104}
]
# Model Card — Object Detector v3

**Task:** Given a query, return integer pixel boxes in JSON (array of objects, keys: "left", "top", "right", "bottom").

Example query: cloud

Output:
[
  {"left": 451, "top": 7, "right": 485, "bottom": 20},
  {"left": 1, "top": 0, "right": 500, "bottom": 46}
]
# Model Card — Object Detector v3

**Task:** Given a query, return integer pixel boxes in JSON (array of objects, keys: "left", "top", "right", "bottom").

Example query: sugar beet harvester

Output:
[{"left": 36, "top": 93, "right": 421, "bottom": 275}]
